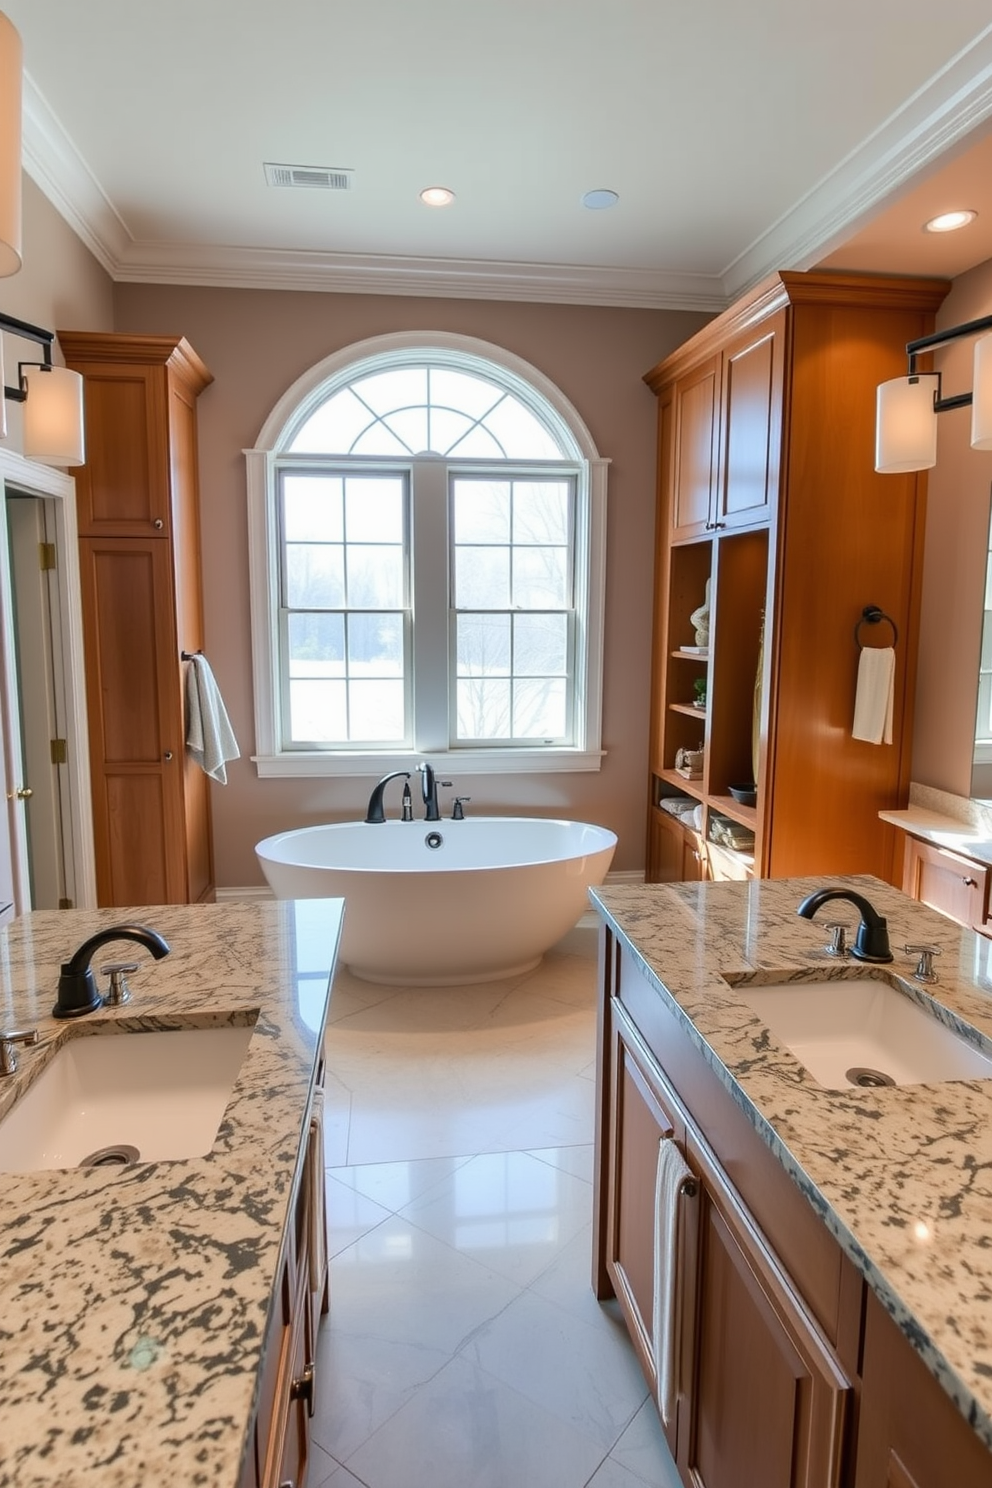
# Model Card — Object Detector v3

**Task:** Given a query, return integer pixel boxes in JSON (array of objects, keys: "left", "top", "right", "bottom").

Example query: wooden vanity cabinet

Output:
[
  {"left": 595, "top": 928, "right": 859, "bottom": 1488},
  {"left": 854, "top": 1291, "right": 992, "bottom": 1488},
  {"left": 644, "top": 272, "right": 950, "bottom": 886},
  {"left": 242, "top": 1088, "right": 329, "bottom": 1488},
  {"left": 58, "top": 331, "right": 215, "bottom": 907}
]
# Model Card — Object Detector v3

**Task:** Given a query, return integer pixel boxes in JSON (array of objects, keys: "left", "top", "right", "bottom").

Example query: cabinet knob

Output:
[
  {"left": 963, "top": 876, "right": 978, "bottom": 888},
  {"left": 12, "top": 786, "right": 32, "bottom": 800},
  {"left": 163, "top": 751, "right": 173, "bottom": 762},
  {"left": 152, "top": 518, "right": 164, "bottom": 529},
  {"left": 290, "top": 1359, "right": 315, "bottom": 1416}
]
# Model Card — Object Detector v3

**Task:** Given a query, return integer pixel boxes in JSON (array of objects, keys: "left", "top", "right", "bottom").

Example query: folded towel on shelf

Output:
[
  {"left": 185, "top": 653, "right": 240, "bottom": 783},
  {"left": 852, "top": 646, "right": 895, "bottom": 745},
  {"left": 652, "top": 1135, "right": 694, "bottom": 1425}
]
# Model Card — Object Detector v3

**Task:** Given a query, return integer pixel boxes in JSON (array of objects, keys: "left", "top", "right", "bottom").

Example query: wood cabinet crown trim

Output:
[
  {"left": 643, "top": 269, "right": 951, "bottom": 393},
  {"left": 57, "top": 330, "right": 213, "bottom": 393}
]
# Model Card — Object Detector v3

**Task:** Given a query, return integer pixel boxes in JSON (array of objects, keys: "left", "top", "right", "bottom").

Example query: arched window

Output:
[{"left": 246, "top": 332, "right": 607, "bottom": 776}]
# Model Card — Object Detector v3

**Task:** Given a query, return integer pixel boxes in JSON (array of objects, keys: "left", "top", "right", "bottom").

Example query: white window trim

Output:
[{"left": 246, "top": 331, "right": 608, "bottom": 778}]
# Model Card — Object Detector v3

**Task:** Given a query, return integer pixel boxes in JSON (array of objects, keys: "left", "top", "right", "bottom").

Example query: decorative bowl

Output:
[{"left": 728, "top": 782, "right": 757, "bottom": 806}]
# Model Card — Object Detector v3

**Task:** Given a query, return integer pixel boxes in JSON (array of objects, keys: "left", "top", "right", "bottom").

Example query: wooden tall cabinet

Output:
[
  {"left": 644, "top": 272, "right": 950, "bottom": 885},
  {"left": 59, "top": 332, "right": 215, "bottom": 907}
]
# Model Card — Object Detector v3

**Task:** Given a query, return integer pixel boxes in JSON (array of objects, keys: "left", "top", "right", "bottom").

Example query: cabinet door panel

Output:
[
  {"left": 605, "top": 1011, "right": 689, "bottom": 1459},
  {"left": 78, "top": 537, "right": 186, "bottom": 904},
  {"left": 718, "top": 314, "right": 784, "bottom": 532},
  {"left": 673, "top": 359, "right": 719, "bottom": 538},
  {"left": 682, "top": 1140, "right": 849, "bottom": 1488},
  {"left": 68, "top": 365, "right": 171, "bottom": 535}
]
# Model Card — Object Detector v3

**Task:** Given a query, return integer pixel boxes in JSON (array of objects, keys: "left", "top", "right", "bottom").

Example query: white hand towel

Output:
[
  {"left": 652, "top": 1135, "right": 694, "bottom": 1425},
  {"left": 852, "top": 646, "right": 895, "bottom": 746},
  {"left": 185, "top": 654, "right": 240, "bottom": 783}
]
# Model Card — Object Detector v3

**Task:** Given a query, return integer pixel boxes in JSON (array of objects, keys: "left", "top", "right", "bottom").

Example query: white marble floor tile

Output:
[
  {"left": 462, "top": 1287, "right": 649, "bottom": 1451},
  {"left": 328, "top": 1213, "right": 522, "bottom": 1357},
  {"left": 607, "top": 1399, "right": 683, "bottom": 1488},
  {"left": 311, "top": 1321, "right": 451, "bottom": 1464},
  {"left": 325, "top": 1172, "right": 394, "bottom": 1256},
  {"left": 397, "top": 1150, "right": 594, "bottom": 1287},
  {"left": 585, "top": 1456, "right": 661, "bottom": 1488},
  {"left": 323, "top": 1467, "right": 369, "bottom": 1488},
  {"left": 328, "top": 1155, "right": 474, "bottom": 1213},
  {"left": 343, "top": 1353, "right": 608, "bottom": 1488},
  {"left": 527, "top": 1143, "right": 596, "bottom": 1184},
  {"left": 527, "top": 1224, "right": 628, "bottom": 1334}
]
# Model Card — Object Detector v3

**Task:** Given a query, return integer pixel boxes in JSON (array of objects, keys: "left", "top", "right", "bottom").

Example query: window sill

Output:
[{"left": 252, "top": 748, "right": 605, "bottom": 778}]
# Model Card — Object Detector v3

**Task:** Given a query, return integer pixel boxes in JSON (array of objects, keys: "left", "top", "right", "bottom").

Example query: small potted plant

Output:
[{"left": 693, "top": 677, "right": 707, "bottom": 708}]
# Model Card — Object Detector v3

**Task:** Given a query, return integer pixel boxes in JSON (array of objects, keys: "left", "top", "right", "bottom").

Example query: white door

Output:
[{"left": 0, "top": 451, "right": 95, "bottom": 916}]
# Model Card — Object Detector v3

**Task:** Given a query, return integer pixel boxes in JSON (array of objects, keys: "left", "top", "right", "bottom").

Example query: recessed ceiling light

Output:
[
  {"left": 924, "top": 209, "right": 977, "bottom": 234},
  {"left": 582, "top": 189, "right": 619, "bottom": 211},
  {"left": 420, "top": 186, "right": 455, "bottom": 208}
]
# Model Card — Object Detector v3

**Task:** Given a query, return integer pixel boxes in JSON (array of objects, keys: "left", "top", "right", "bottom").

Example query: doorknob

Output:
[{"left": 8, "top": 787, "right": 32, "bottom": 800}]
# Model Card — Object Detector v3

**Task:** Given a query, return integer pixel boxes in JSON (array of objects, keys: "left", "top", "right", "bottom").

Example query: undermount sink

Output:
[
  {"left": 733, "top": 977, "right": 992, "bottom": 1089},
  {"left": 0, "top": 1023, "right": 256, "bottom": 1174}
]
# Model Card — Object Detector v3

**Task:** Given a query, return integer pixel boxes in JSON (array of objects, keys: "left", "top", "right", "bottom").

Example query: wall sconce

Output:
[
  {"left": 876, "top": 313, "right": 992, "bottom": 473},
  {"left": 1, "top": 313, "right": 85, "bottom": 467}
]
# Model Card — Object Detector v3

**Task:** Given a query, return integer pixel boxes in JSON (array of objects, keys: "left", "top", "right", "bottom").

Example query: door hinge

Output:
[
  {"left": 39, "top": 542, "right": 56, "bottom": 571},
  {"left": 50, "top": 738, "right": 67, "bottom": 765},
  {"left": 58, "top": 897, "right": 73, "bottom": 910}
]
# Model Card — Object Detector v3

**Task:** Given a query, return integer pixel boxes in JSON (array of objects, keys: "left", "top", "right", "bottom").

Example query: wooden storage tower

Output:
[
  {"left": 644, "top": 271, "right": 950, "bottom": 885},
  {"left": 60, "top": 332, "right": 215, "bottom": 907}
]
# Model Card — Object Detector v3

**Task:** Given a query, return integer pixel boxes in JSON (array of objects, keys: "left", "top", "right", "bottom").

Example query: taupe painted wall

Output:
[
  {"left": 111, "top": 283, "right": 710, "bottom": 883},
  {"left": 912, "top": 256, "right": 992, "bottom": 798}
]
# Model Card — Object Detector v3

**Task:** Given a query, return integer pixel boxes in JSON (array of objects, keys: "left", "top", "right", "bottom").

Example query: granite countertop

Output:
[
  {"left": 880, "top": 803, "right": 992, "bottom": 867},
  {"left": 0, "top": 897, "right": 343, "bottom": 1488},
  {"left": 591, "top": 875, "right": 992, "bottom": 1450}
]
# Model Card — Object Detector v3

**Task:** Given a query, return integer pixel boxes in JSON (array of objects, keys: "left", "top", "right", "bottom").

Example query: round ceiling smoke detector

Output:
[{"left": 582, "top": 189, "right": 619, "bottom": 210}]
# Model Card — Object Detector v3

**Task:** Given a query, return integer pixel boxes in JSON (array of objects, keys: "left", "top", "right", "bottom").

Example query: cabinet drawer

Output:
[{"left": 901, "top": 836, "right": 989, "bottom": 931}]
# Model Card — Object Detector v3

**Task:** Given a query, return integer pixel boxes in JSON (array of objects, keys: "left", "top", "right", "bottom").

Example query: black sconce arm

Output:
[{"left": 0, "top": 311, "right": 54, "bottom": 403}]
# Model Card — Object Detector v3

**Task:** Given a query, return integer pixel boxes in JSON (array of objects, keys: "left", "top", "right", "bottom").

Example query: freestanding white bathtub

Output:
[{"left": 255, "top": 817, "right": 617, "bottom": 985}]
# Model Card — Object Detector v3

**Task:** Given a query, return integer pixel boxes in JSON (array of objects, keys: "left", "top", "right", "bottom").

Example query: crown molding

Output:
[
  {"left": 20, "top": 26, "right": 992, "bottom": 313},
  {"left": 721, "top": 23, "right": 992, "bottom": 299}
]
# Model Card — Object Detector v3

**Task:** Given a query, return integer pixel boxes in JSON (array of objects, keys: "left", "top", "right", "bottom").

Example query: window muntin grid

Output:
[{"left": 278, "top": 469, "right": 411, "bottom": 747}]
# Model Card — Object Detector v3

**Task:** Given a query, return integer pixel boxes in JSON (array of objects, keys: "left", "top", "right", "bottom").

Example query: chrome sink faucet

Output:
[
  {"left": 54, "top": 924, "right": 171, "bottom": 1019},
  {"left": 796, "top": 887, "right": 893, "bottom": 964}
]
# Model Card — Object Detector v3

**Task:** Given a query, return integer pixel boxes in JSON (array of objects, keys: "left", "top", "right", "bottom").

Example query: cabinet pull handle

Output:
[
  {"left": 290, "top": 1360, "right": 315, "bottom": 1416},
  {"left": 152, "top": 518, "right": 164, "bottom": 529},
  {"left": 964, "top": 876, "right": 978, "bottom": 887}
]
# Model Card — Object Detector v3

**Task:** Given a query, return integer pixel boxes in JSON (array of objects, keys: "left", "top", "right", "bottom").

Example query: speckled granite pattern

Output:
[
  {"left": 0, "top": 898, "right": 342, "bottom": 1488},
  {"left": 591, "top": 875, "right": 992, "bottom": 1452}
]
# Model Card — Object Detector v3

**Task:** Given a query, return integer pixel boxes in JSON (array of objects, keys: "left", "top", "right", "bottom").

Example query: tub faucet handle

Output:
[
  {"left": 101, "top": 961, "right": 140, "bottom": 1006},
  {"left": 452, "top": 796, "right": 471, "bottom": 820}
]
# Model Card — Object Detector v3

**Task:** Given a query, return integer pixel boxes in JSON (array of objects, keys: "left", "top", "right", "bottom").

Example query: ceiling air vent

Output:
[{"left": 264, "top": 162, "right": 354, "bottom": 191}]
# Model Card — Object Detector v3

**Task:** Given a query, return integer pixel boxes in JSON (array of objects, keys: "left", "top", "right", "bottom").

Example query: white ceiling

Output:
[{"left": 7, "top": 1, "right": 992, "bottom": 309}]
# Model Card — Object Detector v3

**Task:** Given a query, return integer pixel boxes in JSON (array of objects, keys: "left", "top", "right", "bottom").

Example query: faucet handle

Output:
[
  {"left": 822, "top": 922, "right": 848, "bottom": 957},
  {"left": 452, "top": 796, "right": 471, "bottom": 820},
  {"left": 101, "top": 961, "right": 139, "bottom": 1006},
  {"left": 904, "top": 944, "right": 942, "bottom": 984},
  {"left": 0, "top": 1028, "right": 39, "bottom": 1076}
]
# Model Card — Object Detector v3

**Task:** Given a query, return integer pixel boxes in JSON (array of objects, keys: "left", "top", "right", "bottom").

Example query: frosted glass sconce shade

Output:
[
  {"left": 875, "top": 375, "right": 938, "bottom": 474},
  {"left": 22, "top": 366, "right": 85, "bottom": 467},
  {"left": 971, "top": 335, "right": 992, "bottom": 450},
  {"left": 0, "top": 13, "right": 22, "bottom": 277}
]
